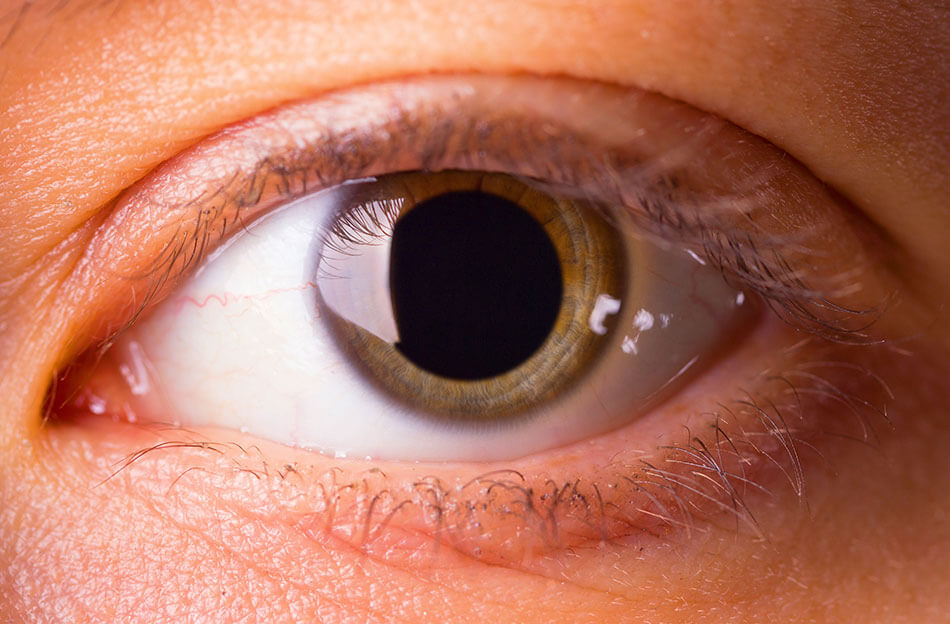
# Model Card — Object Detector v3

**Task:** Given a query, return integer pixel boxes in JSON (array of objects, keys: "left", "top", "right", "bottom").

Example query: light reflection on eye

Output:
[{"left": 83, "top": 169, "right": 751, "bottom": 461}]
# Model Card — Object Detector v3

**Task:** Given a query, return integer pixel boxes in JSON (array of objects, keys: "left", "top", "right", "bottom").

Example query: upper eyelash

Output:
[
  {"left": 316, "top": 171, "right": 883, "bottom": 346},
  {"left": 141, "top": 169, "right": 880, "bottom": 351},
  {"left": 89, "top": 75, "right": 886, "bottom": 356},
  {"left": 319, "top": 196, "right": 402, "bottom": 262}
]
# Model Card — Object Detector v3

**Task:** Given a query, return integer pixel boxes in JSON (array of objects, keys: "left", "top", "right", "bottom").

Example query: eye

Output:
[
  {"left": 76, "top": 169, "right": 750, "bottom": 461},
  {"left": 50, "top": 75, "right": 888, "bottom": 545}
]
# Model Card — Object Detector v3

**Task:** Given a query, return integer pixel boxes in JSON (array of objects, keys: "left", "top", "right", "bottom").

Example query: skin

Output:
[{"left": 1, "top": 1, "right": 948, "bottom": 622}]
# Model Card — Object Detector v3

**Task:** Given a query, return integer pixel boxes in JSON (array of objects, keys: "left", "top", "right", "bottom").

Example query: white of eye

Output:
[{"left": 116, "top": 182, "right": 748, "bottom": 461}]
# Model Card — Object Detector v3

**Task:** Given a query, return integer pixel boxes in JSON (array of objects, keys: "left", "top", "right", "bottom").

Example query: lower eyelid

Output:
[{"left": 40, "top": 314, "right": 898, "bottom": 578}]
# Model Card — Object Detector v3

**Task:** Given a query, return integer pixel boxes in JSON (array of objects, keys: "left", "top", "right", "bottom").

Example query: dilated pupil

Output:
[{"left": 390, "top": 191, "right": 563, "bottom": 380}]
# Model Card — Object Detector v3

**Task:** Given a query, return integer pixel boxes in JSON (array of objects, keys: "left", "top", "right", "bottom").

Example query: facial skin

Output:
[{"left": 1, "top": 1, "right": 948, "bottom": 622}]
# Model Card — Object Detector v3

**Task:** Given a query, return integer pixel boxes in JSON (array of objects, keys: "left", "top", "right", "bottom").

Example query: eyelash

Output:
[{"left": 318, "top": 169, "right": 880, "bottom": 349}]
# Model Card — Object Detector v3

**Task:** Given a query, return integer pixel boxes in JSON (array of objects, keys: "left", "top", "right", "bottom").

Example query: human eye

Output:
[
  {"left": 3, "top": 3, "right": 947, "bottom": 622},
  {"left": 48, "top": 73, "right": 899, "bottom": 556},
  {"left": 54, "top": 76, "right": 773, "bottom": 463}
]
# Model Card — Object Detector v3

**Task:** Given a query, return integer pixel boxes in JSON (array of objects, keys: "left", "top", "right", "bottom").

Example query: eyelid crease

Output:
[{"left": 60, "top": 74, "right": 892, "bottom": 368}]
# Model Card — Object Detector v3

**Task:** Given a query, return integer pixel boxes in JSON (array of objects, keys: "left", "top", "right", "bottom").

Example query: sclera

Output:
[{"left": 111, "top": 174, "right": 753, "bottom": 462}]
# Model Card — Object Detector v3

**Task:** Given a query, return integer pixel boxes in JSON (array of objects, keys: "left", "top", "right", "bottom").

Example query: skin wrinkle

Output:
[
  {"left": 1, "top": 2, "right": 948, "bottom": 622},
  {"left": 0, "top": 1, "right": 31, "bottom": 48}
]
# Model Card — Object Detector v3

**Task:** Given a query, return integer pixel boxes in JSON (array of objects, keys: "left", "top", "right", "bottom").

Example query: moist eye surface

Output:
[{"left": 61, "top": 168, "right": 752, "bottom": 460}]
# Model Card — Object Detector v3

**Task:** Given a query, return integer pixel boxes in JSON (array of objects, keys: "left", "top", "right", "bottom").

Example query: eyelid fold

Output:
[{"left": 56, "top": 74, "right": 890, "bottom": 373}]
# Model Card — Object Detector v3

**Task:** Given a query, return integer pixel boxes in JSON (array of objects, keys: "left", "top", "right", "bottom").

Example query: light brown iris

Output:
[{"left": 319, "top": 171, "right": 626, "bottom": 423}]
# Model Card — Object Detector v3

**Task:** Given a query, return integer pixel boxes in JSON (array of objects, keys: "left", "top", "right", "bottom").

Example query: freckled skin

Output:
[{"left": 1, "top": 1, "right": 948, "bottom": 622}]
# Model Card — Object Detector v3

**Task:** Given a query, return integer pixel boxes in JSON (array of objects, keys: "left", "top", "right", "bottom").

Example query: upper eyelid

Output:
[{"left": 57, "top": 74, "right": 888, "bottom": 365}]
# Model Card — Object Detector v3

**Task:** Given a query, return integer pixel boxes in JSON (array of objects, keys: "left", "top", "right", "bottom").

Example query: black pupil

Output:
[{"left": 390, "top": 190, "right": 564, "bottom": 380}]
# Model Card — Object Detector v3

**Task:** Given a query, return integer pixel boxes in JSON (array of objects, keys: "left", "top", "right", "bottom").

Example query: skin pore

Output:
[{"left": 1, "top": 1, "right": 948, "bottom": 622}]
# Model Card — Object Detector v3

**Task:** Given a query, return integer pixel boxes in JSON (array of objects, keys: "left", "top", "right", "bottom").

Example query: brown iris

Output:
[{"left": 318, "top": 171, "right": 625, "bottom": 423}]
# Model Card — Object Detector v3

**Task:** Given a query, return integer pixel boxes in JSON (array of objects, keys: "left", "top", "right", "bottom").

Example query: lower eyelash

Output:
[{"left": 92, "top": 336, "right": 895, "bottom": 564}]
